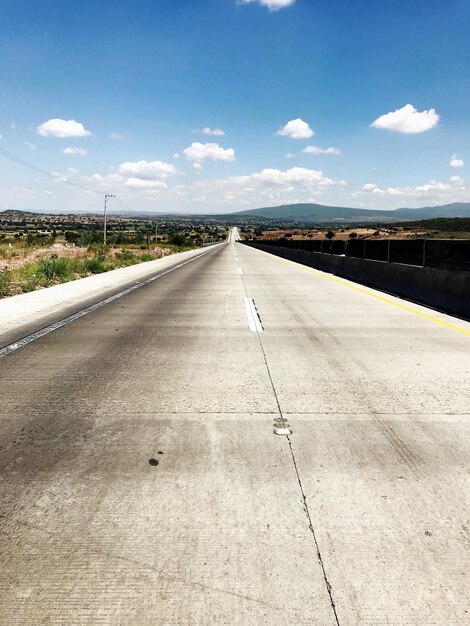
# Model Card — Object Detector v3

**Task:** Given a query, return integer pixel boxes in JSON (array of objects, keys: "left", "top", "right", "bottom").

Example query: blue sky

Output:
[{"left": 0, "top": 0, "right": 469, "bottom": 213}]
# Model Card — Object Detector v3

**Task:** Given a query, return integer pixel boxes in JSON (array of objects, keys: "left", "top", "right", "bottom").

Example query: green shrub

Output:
[
  {"left": 140, "top": 253, "right": 154, "bottom": 262},
  {"left": 85, "top": 258, "right": 106, "bottom": 274},
  {"left": 116, "top": 249, "right": 135, "bottom": 262},
  {"left": 169, "top": 233, "right": 187, "bottom": 246},
  {"left": 80, "top": 231, "right": 103, "bottom": 247},
  {"left": 0, "top": 267, "right": 12, "bottom": 297},
  {"left": 115, "top": 249, "right": 141, "bottom": 266},
  {"left": 21, "top": 274, "right": 41, "bottom": 292},
  {"left": 38, "top": 256, "right": 71, "bottom": 281}
]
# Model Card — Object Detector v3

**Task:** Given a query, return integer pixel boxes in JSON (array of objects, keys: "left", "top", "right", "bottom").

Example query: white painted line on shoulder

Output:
[
  {"left": 244, "top": 297, "right": 264, "bottom": 333},
  {"left": 0, "top": 246, "right": 220, "bottom": 358}
]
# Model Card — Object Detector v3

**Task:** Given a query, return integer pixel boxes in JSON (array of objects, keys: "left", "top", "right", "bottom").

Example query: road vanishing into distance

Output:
[{"left": 0, "top": 228, "right": 469, "bottom": 625}]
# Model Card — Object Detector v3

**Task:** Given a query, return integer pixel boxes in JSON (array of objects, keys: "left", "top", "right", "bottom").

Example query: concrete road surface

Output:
[{"left": 1, "top": 231, "right": 469, "bottom": 625}]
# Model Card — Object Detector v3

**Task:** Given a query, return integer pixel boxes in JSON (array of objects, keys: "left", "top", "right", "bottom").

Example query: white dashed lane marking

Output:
[{"left": 244, "top": 297, "right": 264, "bottom": 333}]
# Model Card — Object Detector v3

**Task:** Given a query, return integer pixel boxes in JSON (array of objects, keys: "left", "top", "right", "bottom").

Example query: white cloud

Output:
[
  {"left": 449, "top": 154, "right": 464, "bottom": 168},
  {"left": 67, "top": 167, "right": 79, "bottom": 174},
  {"left": 360, "top": 183, "right": 410, "bottom": 196},
  {"left": 174, "top": 165, "right": 345, "bottom": 209},
  {"left": 285, "top": 152, "right": 295, "bottom": 159},
  {"left": 24, "top": 141, "right": 37, "bottom": 151},
  {"left": 36, "top": 118, "right": 92, "bottom": 138},
  {"left": 202, "top": 127, "right": 225, "bottom": 136},
  {"left": 0, "top": 133, "right": 2, "bottom": 140},
  {"left": 240, "top": 0, "right": 296, "bottom": 11},
  {"left": 125, "top": 178, "right": 167, "bottom": 189},
  {"left": 303, "top": 145, "right": 341, "bottom": 155},
  {"left": 183, "top": 142, "right": 236, "bottom": 164},
  {"left": 118, "top": 159, "right": 176, "bottom": 179},
  {"left": 109, "top": 132, "right": 123, "bottom": 140},
  {"left": 88, "top": 159, "right": 177, "bottom": 196},
  {"left": 245, "top": 166, "right": 342, "bottom": 187},
  {"left": 370, "top": 104, "right": 439, "bottom": 134},
  {"left": 358, "top": 176, "right": 467, "bottom": 202},
  {"left": 10, "top": 123, "right": 16, "bottom": 130},
  {"left": 415, "top": 179, "right": 461, "bottom": 193},
  {"left": 173, "top": 153, "right": 180, "bottom": 159},
  {"left": 63, "top": 146, "right": 88, "bottom": 156},
  {"left": 195, "top": 166, "right": 344, "bottom": 195},
  {"left": 276, "top": 118, "right": 314, "bottom": 140},
  {"left": 91, "top": 173, "right": 123, "bottom": 185},
  {"left": 193, "top": 163, "right": 203, "bottom": 170}
]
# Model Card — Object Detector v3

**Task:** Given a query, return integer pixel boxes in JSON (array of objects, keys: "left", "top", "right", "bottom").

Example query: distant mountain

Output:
[
  {"left": 3, "top": 202, "right": 470, "bottom": 224},
  {"left": 0, "top": 209, "right": 36, "bottom": 219},
  {"left": 230, "top": 202, "right": 470, "bottom": 224}
]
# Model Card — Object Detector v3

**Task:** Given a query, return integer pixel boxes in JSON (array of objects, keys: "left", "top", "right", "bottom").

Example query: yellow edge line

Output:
[{"left": 261, "top": 249, "right": 470, "bottom": 338}]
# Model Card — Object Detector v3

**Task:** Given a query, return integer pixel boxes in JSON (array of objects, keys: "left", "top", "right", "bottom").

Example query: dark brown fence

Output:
[{"left": 254, "top": 238, "right": 470, "bottom": 271}]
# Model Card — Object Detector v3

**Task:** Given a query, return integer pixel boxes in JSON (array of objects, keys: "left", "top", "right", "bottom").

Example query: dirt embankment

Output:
[
  {"left": 0, "top": 243, "right": 173, "bottom": 270},
  {"left": 257, "top": 227, "right": 433, "bottom": 241}
]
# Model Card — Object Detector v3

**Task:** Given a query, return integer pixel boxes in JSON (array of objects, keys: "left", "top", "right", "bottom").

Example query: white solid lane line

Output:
[
  {"left": 244, "top": 297, "right": 264, "bottom": 333},
  {"left": 238, "top": 267, "right": 244, "bottom": 274}
]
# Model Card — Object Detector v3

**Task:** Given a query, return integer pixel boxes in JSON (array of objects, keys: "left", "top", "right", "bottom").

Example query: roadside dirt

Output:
[{"left": 0, "top": 243, "right": 173, "bottom": 270}]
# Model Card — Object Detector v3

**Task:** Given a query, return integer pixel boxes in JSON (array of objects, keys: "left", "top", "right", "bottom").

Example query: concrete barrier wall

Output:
[{"left": 243, "top": 242, "right": 470, "bottom": 320}]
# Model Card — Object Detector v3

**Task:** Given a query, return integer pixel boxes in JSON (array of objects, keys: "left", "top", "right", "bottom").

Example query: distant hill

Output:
[
  {"left": 390, "top": 217, "right": 470, "bottom": 232},
  {"left": 230, "top": 202, "right": 470, "bottom": 224},
  {"left": 3, "top": 203, "right": 470, "bottom": 224},
  {"left": 0, "top": 209, "right": 36, "bottom": 219}
]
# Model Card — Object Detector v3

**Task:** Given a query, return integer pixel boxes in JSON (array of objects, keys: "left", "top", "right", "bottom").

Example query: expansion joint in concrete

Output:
[
  {"left": 239, "top": 267, "right": 341, "bottom": 626},
  {"left": 287, "top": 436, "right": 341, "bottom": 626}
]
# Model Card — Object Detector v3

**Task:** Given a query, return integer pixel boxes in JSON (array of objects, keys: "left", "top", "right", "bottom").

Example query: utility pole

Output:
[{"left": 103, "top": 194, "right": 116, "bottom": 246}]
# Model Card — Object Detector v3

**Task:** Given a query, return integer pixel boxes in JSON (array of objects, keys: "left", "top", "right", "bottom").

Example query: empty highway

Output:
[{"left": 0, "top": 231, "right": 469, "bottom": 625}]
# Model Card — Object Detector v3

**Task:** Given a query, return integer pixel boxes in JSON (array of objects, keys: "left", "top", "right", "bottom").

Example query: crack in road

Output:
[
  {"left": 237, "top": 245, "right": 341, "bottom": 625},
  {"left": 287, "top": 435, "right": 341, "bottom": 626}
]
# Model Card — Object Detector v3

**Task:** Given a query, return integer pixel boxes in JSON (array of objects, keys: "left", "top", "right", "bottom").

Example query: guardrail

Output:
[
  {"left": 251, "top": 238, "right": 470, "bottom": 272},
  {"left": 200, "top": 240, "right": 224, "bottom": 247},
  {"left": 241, "top": 238, "right": 470, "bottom": 320}
]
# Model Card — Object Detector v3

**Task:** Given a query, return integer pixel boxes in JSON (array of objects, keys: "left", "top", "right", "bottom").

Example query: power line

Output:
[
  {"left": 0, "top": 144, "right": 104, "bottom": 196},
  {"left": 0, "top": 173, "right": 66, "bottom": 199},
  {"left": 114, "top": 196, "right": 134, "bottom": 214}
]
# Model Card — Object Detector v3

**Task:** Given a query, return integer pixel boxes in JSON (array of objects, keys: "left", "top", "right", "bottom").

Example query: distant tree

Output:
[
  {"left": 65, "top": 231, "right": 80, "bottom": 244},
  {"left": 325, "top": 230, "right": 335, "bottom": 239},
  {"left": 169, "top": 233, "right": 187, "bottom": 246},
  {"left": 349, "top": 232, "right": 358, "bottom": 239},
  {"left": 79, "top": 231, "right": 102, "bottom": 246}
]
